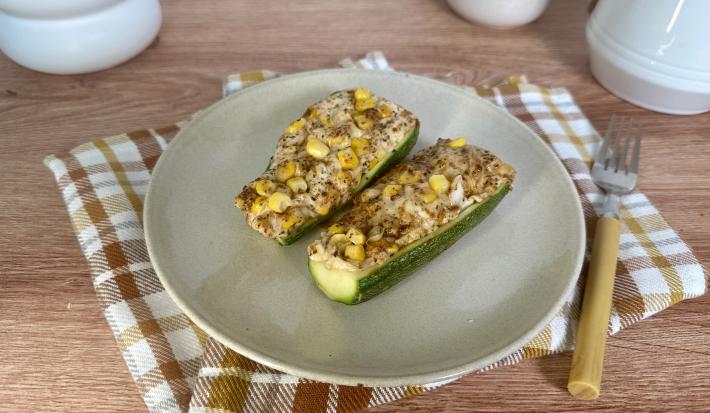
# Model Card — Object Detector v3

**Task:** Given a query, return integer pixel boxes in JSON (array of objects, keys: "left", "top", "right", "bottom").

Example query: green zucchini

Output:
[
  {"left": 307, "top": 138, "right": 515, "bottom": 304},
  {"left": 278, "top": 126, "right": 418, "bottom": 245},
  {"left": 309, "top": 184, "right": 510, "bottom": 304}
]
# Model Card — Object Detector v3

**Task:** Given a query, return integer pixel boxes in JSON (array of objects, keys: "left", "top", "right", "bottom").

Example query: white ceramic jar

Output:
[
  {"left": 0, "top": 0, "right": 162, "bottom": 74},
  {"left": 587, "top": 0, "right": 710, "bottom": 114},
  {"left": 447, "top": 0, "right": 549, "bottom": 29}
]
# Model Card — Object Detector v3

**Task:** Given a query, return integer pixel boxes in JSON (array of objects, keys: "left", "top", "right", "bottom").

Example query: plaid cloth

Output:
[{"left": 45, "top": 52, "right": 706, "bottom": 413}]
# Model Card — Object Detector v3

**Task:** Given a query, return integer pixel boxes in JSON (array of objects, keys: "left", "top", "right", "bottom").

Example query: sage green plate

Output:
[{"left": 144, "top": 69, "right": 585, "bottom": 386}]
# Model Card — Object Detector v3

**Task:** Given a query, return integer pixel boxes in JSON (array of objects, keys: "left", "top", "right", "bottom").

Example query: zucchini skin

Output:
[
  {"left": 277, "top": 126, "right": 419, "bottom": 245},
  {"left": 311, "top": 183, "right": 511, "bottom": 303}
]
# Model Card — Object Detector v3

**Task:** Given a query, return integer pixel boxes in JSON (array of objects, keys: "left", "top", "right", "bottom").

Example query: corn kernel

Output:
[
  {"left": 367, "top": 226, "right": 383, "bottom": 242},
  {"left": 328, "top": 224, "right": 346, "bottom": 234},
  {"left": 315, "top": 205, "right": 330, "bottom": 216},
  {"left": 275, "top": 161, "right": 296, "bottom": 182},
  {"left": 286, "top": 118, "right": 306, "bottom": 134},
  {"left": 419, "top": 188, "right": 438, "bottom": 204},
  {"left": 353, "top": 114, "right": 373, "bottom": 130},
  {"left": 346, "top": 228, "right": 366, "bottom": 245},
  {"left": 344, "top": 244, "right": 365, "bottom": 261},
  {"left": 326, "top": 135, "right": 344, "bottom": 146},
  {"left": 234, "top": 196, "right": 246, "bottom": 209},
  {"left": 330, "top": 233, "right": 347, "bottom": 243},
  {"left": 286, "top": 176, "right": 307, "bottom": 193},
  {"left": 282, "top": 215, "right": 300, "bottom": 229},
  {"left": 398, "top": 170, "right": 420, "bottom": 185},
  {"left": 337, "top": 148, "right": 359, "bottom": 170},
  {"left": 306, "top": 139, "right": 330, "bottom": 159},
  {"left": 267, "top": 192, "right": 291, "bottom": 213},
  {"left": 382, "top": 184, "right": 401, "bottom": 197},
  {"left": 328, "top": 234, "right": 349, "bottom": 246},
  {"left": 428, "top": 174, "right": 450, "bottom": 194},
  {"left": 351, "top": 138, "right": 369, "bottom": 156},
  {"left": 448, "top": 137, "right": 467, "bottom": 148},
  {"left": 386, "top": 244, "right": 400, "bottom": 254},
  {"left": 251, "top": 196, "right": 266, "bottom": 214},
  {"left": 255, "top": 179, "right": 274, "bottom": 196},
  {"left": 354, "top": 87, "right": 372, "bottom": 100},
  {"left": 377, "top": 104, "right": 392, "bottom": 118},
  {"left": 376, "top": 148, "right": 386, "bottom": 161},
  {"left": 355, "top": 97, "right": 377, "bottom": 112}
]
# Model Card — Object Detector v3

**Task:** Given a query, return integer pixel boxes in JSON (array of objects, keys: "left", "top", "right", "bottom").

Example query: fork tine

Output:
[
  {"left": 616, "top": 119, "right": 634, "bottom": 172},
  {"left": 596, "top": 113, "right": 616, "bottom": 164},
  {"left": 608, "top": 116, "right": 627, "bottom": 170},
  {"left": 629, "top": 123, "right": 643, "bottom": 173}
]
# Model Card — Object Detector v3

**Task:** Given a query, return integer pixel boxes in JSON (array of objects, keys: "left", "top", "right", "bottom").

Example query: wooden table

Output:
[{"left": 2, "top": 0, "right": 708, "bottom": 411}]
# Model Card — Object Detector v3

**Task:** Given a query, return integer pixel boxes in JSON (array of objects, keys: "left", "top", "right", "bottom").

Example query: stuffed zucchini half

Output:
[
  {"left": 307, "top": 137, "right": 516, "bottom": 304},
  {"left": 234, "top": 88, "right": 419, "bottom": 245}
]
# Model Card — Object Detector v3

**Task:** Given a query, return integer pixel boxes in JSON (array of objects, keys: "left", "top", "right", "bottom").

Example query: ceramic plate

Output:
[{"left": 145, "top": 69, "right": 585, "bottom": 386}]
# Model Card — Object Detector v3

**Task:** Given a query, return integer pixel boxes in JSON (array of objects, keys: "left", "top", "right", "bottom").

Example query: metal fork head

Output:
[{"left": 591, "top": 114, "right": 642, "bottom": 195}]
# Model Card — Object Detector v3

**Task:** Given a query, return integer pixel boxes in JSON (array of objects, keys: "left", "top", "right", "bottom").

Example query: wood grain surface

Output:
[{"left": 1, "top": 0, "right": 708, "bottom": 412}]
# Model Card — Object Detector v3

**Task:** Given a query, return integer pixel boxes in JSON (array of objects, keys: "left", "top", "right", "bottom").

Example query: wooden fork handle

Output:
[{"left": 568, "top": 216, "right": 621, "bottom": 400}]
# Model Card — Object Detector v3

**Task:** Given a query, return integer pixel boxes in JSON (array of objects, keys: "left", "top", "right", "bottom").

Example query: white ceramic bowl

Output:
[
  {"left": 0, "top": 0, "right": 161, "bottom": 74},
  {"left": 447, "top": 0, "right": 549, "bottom": 29},
  {"left": 587, "top": 0, "right": 710, "bottom": 115}
]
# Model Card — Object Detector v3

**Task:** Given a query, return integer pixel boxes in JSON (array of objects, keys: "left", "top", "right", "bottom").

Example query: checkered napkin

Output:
[{"left": 45, "top": 52, "right": 706, "bottom": 413}]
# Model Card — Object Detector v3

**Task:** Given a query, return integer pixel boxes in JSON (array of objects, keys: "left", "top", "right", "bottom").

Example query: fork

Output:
[{"left": 567, "top": 114, "right": 642, "bottom": 400}]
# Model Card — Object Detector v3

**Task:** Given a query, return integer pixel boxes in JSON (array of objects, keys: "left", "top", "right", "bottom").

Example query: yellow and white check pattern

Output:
[{"left": 45, "top": 52, "right": 706, "bottom": 413}]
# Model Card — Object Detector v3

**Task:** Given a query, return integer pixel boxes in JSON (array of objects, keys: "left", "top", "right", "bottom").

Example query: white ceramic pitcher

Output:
[
  {"left": 0, "top": 0, "right": 161, "bottom": 74},
  {"left": 587, "top": 0, "right": 710, "bottom": 114}
]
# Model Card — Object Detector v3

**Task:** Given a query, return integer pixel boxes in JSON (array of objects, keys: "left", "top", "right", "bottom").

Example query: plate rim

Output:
[{"left": 144, "top": 68, "right": 586, "bottom": 386}]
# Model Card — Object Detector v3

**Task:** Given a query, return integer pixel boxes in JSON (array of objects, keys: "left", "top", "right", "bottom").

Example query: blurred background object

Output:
[
  {"left": 447, "top": 0, "right": 549, "bottom": 29},
  {"left": 0, "top": 0, "right": 161, "bottom": 75},
  {"left": 587, "top": 0, "right": 710, "bottom": 114}
]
